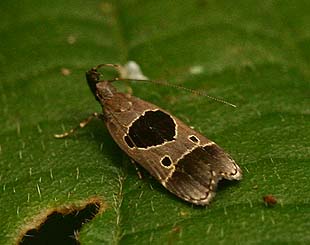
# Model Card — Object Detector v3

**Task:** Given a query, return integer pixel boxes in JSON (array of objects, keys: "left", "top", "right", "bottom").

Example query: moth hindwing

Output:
[{"left": 59, "top": 64, "right": 243, "bottom": 206}]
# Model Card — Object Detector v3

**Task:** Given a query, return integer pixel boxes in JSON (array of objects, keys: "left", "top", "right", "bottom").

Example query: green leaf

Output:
[{"left": 1, "top": 0, "right": 309, "bottom": 244}]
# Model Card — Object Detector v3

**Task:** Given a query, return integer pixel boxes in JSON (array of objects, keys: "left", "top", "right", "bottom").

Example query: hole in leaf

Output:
[{"left": 19, "top": 198, "right": 105, "bottom": 245}]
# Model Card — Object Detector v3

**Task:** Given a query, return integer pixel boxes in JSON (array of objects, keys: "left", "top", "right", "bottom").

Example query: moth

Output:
[{"left": 55, "top": 64, "right": 242, "bottom": 205}]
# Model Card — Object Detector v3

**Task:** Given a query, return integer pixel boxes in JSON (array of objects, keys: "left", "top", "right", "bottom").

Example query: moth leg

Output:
[
  {"left": 130, "top": 159, "right": 143, "bottom": 179},
  {"left": 54, "top": 112, "right": 104, "bottom": 138}
]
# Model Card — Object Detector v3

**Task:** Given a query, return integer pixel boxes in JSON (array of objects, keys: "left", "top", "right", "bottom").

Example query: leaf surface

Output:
[{"left": 0, "top": 0, "right": 309, "bottom": 244}]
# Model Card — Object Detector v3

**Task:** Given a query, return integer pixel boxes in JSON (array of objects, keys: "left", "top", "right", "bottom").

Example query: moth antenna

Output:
[
  {"left": 112, "top": 77, "right": 237, "bottom": 108},
  {"left": 92, "top": 64, "right": 237, "bottom": 108},
  {"left": 95, "top": 63, "right": 121, "bottom": 69}
]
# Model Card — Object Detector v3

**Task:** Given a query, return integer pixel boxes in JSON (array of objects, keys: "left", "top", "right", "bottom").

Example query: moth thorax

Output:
[
  {"left": 95, "top": 81, "right": 116, "bottom": 100},
  {"left": 108, "top": 93, "right": 133, "bottom": 112}
]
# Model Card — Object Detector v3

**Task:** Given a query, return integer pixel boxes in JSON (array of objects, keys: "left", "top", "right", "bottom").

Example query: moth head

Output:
[
  {"left": 86, "top": 67, "right": 101, "bottom": 101},
  {"left": 86, "top": 64, "right": 120, "bottom": 102}
]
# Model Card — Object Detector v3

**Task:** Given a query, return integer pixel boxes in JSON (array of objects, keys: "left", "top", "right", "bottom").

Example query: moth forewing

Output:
[
  {"left": 83, "top": 64, "right": 242, "bottom": 205},
  {"left": 92, "top": 77, "right": 242, "bottom": 205}
]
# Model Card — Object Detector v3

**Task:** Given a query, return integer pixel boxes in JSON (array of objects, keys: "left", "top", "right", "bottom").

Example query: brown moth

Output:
[{"left": 56, "top": 64, "right": 242, "bottom": 205}]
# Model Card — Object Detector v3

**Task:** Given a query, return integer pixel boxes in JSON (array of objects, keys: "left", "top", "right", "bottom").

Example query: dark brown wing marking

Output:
[
  {"left": 165, "top": 144, "right": 242, "bottom": 205},
  {"left": 125, "top": 110, "right": 176, "bottom": 148}
]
